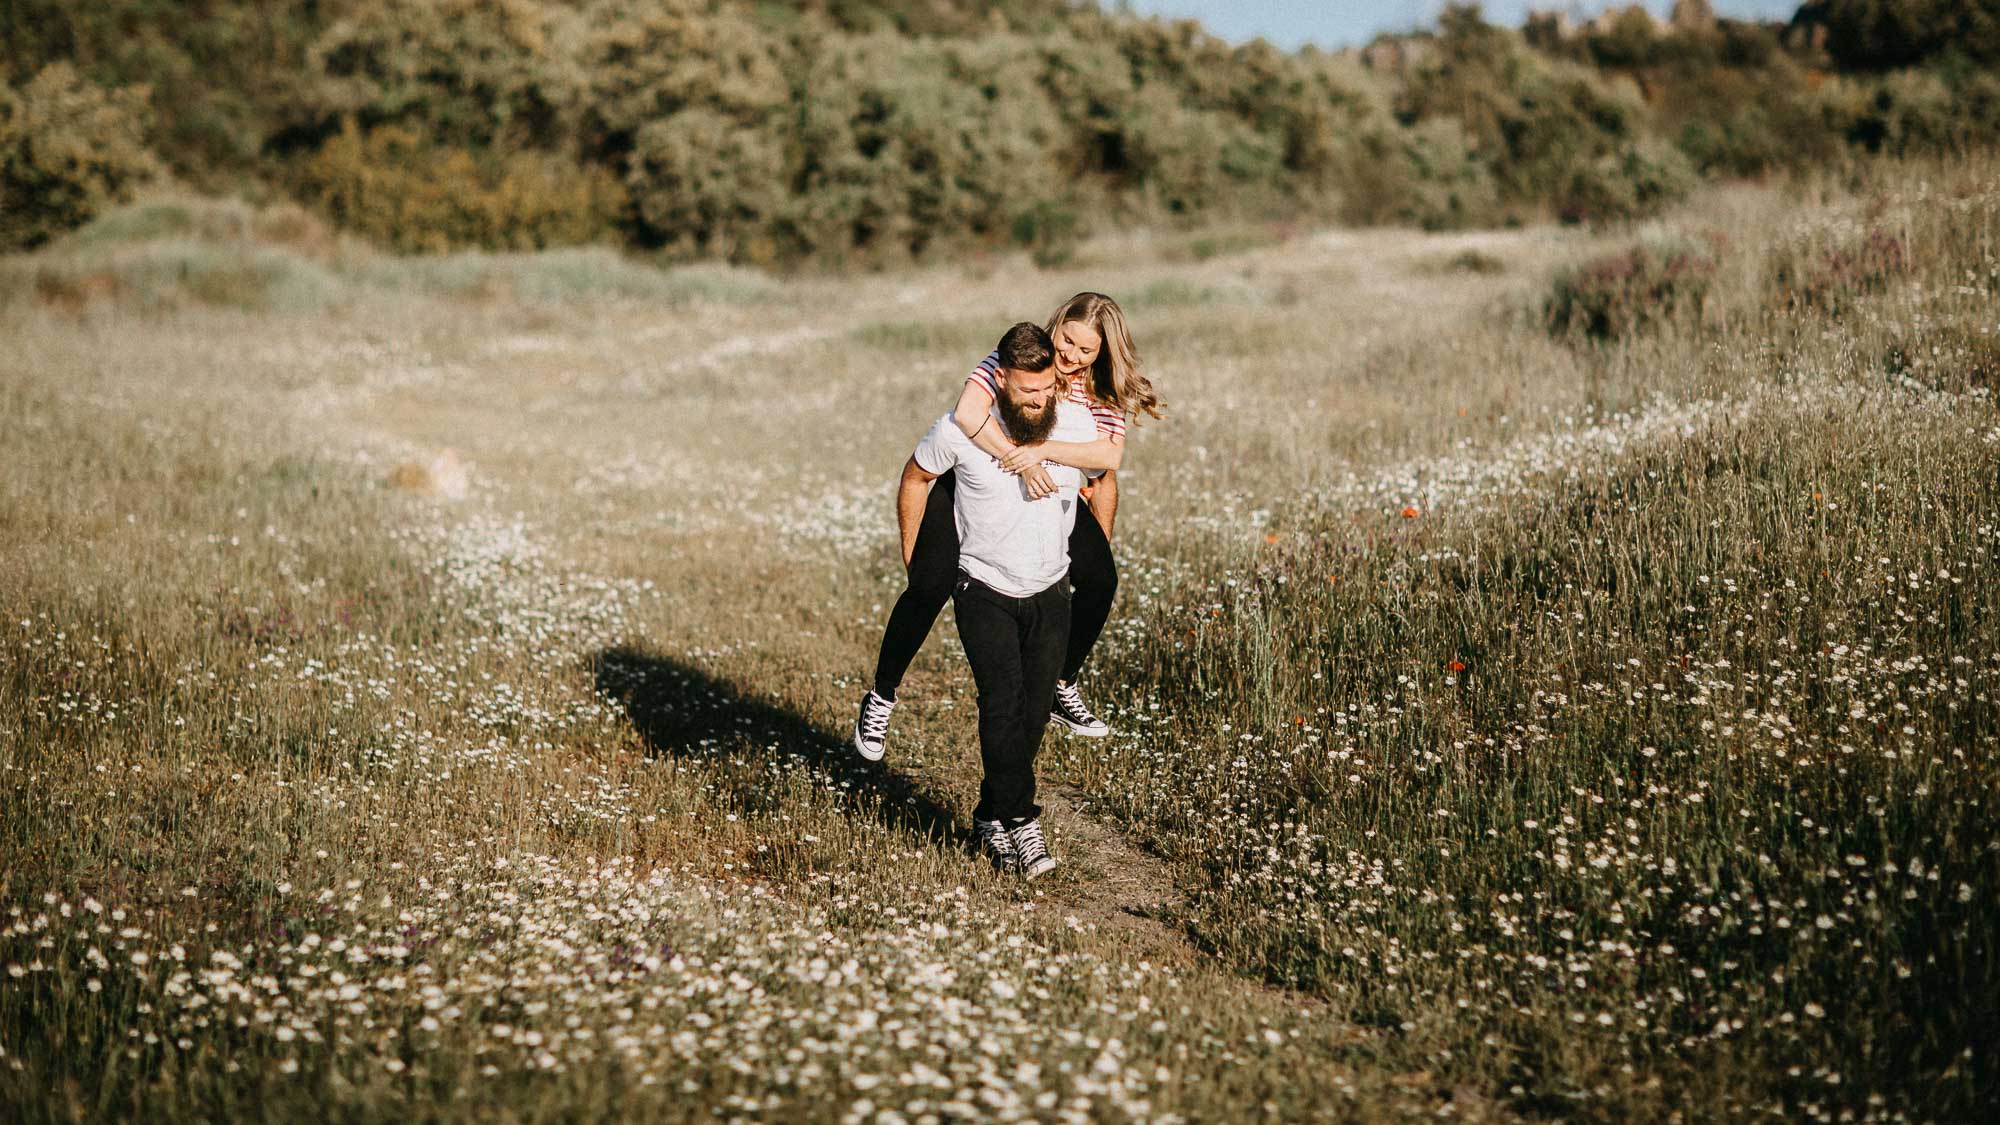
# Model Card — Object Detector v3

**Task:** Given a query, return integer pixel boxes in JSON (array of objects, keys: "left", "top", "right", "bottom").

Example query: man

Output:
[{"left": 859, "top": 322, "right": 1101, "bottom": 878}]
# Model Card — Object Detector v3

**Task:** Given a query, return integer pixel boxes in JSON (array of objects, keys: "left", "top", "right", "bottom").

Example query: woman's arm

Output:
[
  {"left": 952, "top": 380, "right": 1015, "bottom": 461},
  {"left": 954, "top": 378, "right": 1057, "bottom": 498},
  {"left": 897, "top": 456, "right": 939, "bottom": 566},
  {"left": 999, "top": 433, "right": 1124, "bottom": 474}
]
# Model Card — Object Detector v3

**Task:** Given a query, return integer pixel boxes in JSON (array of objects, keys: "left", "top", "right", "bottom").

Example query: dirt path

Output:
[{"left": 1036, "top": 784, "right": 1191, "bottom": 955}]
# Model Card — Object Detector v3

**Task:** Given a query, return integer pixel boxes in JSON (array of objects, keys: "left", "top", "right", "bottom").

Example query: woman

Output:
[{"left": 854, "top": 291, "right": 1165, "bottom": 762}]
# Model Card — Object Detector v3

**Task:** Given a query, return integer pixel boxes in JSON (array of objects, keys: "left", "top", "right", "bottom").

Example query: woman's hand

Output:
[
  {"left": 1019, "top": 463, "right": 1058, "bottom": 500},
  {"left": 998, "top": 444, "right": 1046, "bottom": 474}
]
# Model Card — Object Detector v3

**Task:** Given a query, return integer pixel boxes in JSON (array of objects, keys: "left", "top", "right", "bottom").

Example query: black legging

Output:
[{"left": 872, "top": 469, "right": 1117, "bottom": 699}]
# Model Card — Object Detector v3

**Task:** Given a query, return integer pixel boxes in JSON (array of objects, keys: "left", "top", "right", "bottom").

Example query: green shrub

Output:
[
  {"left": 1553, "top": 138, "right": 1696, "bottom": 225},
  {"left": 302, "top": 0, "right": 585, "bottom": 152},
  {"left": 1393, "top": 8, "right": 1684, "bottom": 224},
  {"left": 1802, "top": 0, "right": 2000, "bottom": 71},
  {"left": 577, "top": 0, "right": 791, "bottom": 161},
  {"left": 624, "top": 109, "right": 786, "bottom": 260},
  {"left": 1544, "top": 236, "right": 1719, "bottom": 340},
  {"left": 789, "top": 32, "right": 1067, "bottom": 263},
  {"left": 1833, "top": 67, "right": 2000, "bottom": 157},
  {"left": 0, "top": 64, "right": 159, "bottom": 251},
  {"left": 290, "top": 119, "right": 625, "bottom": 253},
  {"left": 1009, "top": 198, "right": 1081, "bottom": 268},
  {"left": 1337, "top": 118, "right": 1504, "bottom": 231}
]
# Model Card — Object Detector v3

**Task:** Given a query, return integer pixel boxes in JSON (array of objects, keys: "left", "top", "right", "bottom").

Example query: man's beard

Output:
[{"left": 997, "top": 390, "right": 1058, "bottom": 444}]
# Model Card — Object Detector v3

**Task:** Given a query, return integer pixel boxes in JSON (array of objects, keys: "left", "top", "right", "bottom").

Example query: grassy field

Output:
[{"left": 3, "top": 157, "right": 1997, "bottom": 1121}]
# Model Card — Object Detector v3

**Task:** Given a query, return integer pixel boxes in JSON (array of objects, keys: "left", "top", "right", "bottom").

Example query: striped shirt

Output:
[{"left": 966, "top": 350, "right": 1127, "bottom": 441}]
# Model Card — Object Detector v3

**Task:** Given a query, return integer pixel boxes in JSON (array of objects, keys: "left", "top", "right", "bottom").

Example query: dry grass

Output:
[{"left": 3, "top": 156, "right": 1997, "bottom": 1121}]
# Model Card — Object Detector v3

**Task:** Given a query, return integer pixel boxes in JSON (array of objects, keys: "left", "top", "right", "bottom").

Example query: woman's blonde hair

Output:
[{"left": 1044, "top": 292, "right": 1164, "bottom": 423}]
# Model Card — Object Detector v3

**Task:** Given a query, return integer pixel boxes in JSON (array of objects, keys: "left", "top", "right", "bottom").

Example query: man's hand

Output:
[
  {"left": 997, "top": 443, "right": 1045, "bottom": 474},
  {"left": 1019, "top": 463, "right": 1058, "bottom": 500}
]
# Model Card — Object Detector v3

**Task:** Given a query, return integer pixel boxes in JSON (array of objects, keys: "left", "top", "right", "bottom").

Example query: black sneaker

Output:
[
  {"left": 975, "top": 818, "right": 1019, "bottom": 873},
  {"left": 1007, "top": 818, "right": 1057, "bottom": 879},
  {"left": 1049, "top": 681, "right": 1110, "bottom": 737},
  {"left": 852, "top": 690, "right": 895, "bottom": 761}
]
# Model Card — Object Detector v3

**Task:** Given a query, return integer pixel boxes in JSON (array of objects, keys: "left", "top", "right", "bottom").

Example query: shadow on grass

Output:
[{"left": 590, "top": 646, "right": 971, "bottom": 851}]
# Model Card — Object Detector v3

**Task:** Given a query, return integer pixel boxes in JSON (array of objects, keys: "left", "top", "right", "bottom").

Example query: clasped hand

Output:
[{"left": 997, "top": 443, "right": 1058, "bottom": 499}]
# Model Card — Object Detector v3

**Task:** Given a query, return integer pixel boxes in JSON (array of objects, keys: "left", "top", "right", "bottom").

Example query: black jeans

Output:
[
  {"left": 872, "top": 470, "right": 1117, "bottom": 698},
  {"left": 953, "top": 574, "right": 1070, "bottom": 824}
]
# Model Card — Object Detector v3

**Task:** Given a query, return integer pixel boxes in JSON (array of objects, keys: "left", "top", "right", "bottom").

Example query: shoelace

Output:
[
  {"left": 978, "top": 821, "right": 1017, "bottom": 857},
  {"left": 1010, "top": 820, "right": 1049, "bottom": 863},
  {"left": 1055, "top": 683, "right": 1092, "bottom": 721},
  {"left": 859, "top": 694, "right": 893, "bottom": 741}
]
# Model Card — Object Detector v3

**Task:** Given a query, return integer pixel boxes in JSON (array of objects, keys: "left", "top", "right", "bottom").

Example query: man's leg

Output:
[
  {"left": 1014, "top": 583, "right": 1072, "bottom": 797},
  {"left": 953, "top": 582, "right": 1038, "bottom": 824}
]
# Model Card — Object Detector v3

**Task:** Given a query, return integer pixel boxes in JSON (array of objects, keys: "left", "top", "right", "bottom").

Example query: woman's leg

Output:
[
  {"left": 871, "top": 470, "right": 959, "bottom": 699},
  {"left": 1062, "top": 494, "right": 1117, "bottom": 684}
]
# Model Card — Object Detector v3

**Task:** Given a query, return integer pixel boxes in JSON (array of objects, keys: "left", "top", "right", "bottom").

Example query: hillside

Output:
[{"left": 5, "top": 1, "right": 1999, "bottom": 265}]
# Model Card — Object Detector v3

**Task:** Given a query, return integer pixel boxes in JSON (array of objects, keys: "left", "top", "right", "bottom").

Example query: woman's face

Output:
[{"left": 1052, "top": 320, "right": 1102, "bottom": 380}]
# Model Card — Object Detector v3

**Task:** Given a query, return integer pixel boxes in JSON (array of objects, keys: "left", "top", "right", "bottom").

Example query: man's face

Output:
[
  {"left": 995, "top": 364, "right": 1060, "bottom": 444},
  {"left": 997, "top": 365, "right": 1059, "bottom": 420}
]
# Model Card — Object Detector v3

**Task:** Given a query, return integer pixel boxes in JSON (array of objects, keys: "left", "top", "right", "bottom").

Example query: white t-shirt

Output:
[{"left": 913, "top": 399, "right": 1102, "bottom": 598}]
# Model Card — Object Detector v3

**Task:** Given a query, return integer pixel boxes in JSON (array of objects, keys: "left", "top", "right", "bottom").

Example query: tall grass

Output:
[
  {"left": 3, "top": 155, "right": 1997, "bottom": 1120},
  {"left": 1068, "top": 158, "right": 2000, "bottom": 1117}
]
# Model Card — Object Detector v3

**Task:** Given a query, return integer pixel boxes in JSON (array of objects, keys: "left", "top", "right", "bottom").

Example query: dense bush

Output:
[
  {"left": 302, "top": 0, "right": 586, "bottom": 152},
  {"left": 1552, "top": 138, "right": 1697, "bottom": 224},
  {"left": 290, "top": 119, "right": 625, "bottom": 253},
  {"left": 0, "top": 64, "right": 159, "bottom": 251},
  {"left": 1818, "top": 66, "right": 2000, "bottom": 156},
  {"left": 786, "top": 32, "right": 1068, "bottom": 263},
  {"left": 9, "top": 0, "right": 2000, "bottom": 262},
  {"left": 1394, "top": 7, "right": 1693, "bottom": 225},
  {"left": 0, "top": 0, "right": 327, "bottom": 180},
  {"left": 1544, "top": 236, "right": 1719, "bottom": 340},
  {"left": 1796, "top": 0, "right": 2000, "bottom": 70},
  {"left": 1337, "top": 118, "right": 1504, "bottom": 230}
]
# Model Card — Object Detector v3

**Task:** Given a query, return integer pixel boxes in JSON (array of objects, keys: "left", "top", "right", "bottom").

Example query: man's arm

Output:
[{"left": 897, "top": 456, "right": 940, "bottom": 566}]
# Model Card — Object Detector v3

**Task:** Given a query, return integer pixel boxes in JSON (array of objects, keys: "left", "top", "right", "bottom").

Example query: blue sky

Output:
[{"left": 1120, "top": 2, "right": 1805, "bottom": 51}]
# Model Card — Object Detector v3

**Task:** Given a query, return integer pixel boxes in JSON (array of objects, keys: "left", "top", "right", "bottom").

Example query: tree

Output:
[
  {"left": 1794, "top": 0, "right": 2000, "bottom": 70},
  {"left": 1, "top": 63, "right": 159, "bottom": 250}
]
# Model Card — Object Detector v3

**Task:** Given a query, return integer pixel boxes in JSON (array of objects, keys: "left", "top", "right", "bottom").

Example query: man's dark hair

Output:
[{"left": 995, "top": 322, "right": 1055, "bottom": 373}]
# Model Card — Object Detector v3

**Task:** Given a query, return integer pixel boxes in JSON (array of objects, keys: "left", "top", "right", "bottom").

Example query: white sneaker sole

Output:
[
  {"left": 1048, "top": 712, "right": 1110, "bottom": 737},
  {"left": 852, "top": 728, "right": 885, "bottom": 762},
  {"left": 1020, "top": 855, "right": 1057, "bottom": 879}
]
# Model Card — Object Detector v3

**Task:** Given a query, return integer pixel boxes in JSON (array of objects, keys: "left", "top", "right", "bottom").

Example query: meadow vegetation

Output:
[{"left": 3, "top": 153, "right": 1998, "bottom": 1120}]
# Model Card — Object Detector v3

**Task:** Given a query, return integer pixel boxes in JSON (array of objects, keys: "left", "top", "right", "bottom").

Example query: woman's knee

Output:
[
  {"left": 1072, "top": 556, "right": 1117, "bottom": 600},
  {"left": 1069, "top": 526, "right": 1117, "bottom": 598},
  {"left": 903, "top": 554, "right": 958, "bottom": 606}
]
